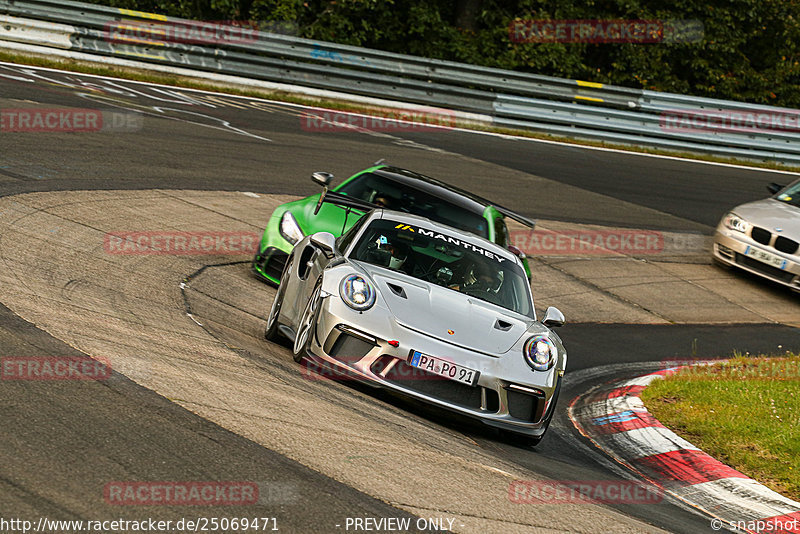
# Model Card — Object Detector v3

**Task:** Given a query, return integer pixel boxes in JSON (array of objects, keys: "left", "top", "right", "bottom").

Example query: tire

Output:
[
  {"left": 264, "top": 256, "right": 293, "bottom": 342},
  {"left": 292, "top": 281, "right": 322, "bottom": 363}
]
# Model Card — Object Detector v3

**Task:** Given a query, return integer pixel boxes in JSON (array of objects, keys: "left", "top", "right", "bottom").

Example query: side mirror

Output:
[
  {"left": 310, "top": 231, "right": 336, "bottom": 258},
  {"left": 542, "top": 306, "right": 565, "bottom": 328},
  {"left": 767, "top": 183, "right": 784, "bottom": 195},
  {"left": 311, "top": 171, "right": 333, "bottom": 188}
]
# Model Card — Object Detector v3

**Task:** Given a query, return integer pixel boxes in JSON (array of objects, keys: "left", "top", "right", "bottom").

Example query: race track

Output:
[{"left": 1, "top": 61, "right": 798, "bottom": 534}]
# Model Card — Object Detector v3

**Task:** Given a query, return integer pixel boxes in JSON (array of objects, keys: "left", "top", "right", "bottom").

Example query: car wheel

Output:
[
  {"left": 293, "top": 281, "right": 322, "bottom": 362},
  {"left": 265, "top": 256, "right": 293, "bottom": 342}
]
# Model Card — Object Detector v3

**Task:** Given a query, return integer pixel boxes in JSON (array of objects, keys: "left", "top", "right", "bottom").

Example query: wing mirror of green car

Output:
[
  {"left": 310, "top": 231, "right": 336, "bottom": 258},
  {"left": 312, "top": 171, "right": 334, "bottom": 188},
  {"left": 542, "top": 306, "right": 565, "bottom": 328}
]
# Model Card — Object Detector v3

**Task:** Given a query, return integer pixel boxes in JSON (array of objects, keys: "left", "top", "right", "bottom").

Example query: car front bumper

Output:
[
  {"left": 302, "top": 295, "right": 562, "bottom": 437},
  {"left": 713, "top": 228, "right": 800, "bottom": 291}
]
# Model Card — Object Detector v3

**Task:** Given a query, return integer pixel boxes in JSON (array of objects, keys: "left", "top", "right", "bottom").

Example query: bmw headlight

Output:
[
  {"left": 279, "top": 211, "right": 304, "bottom": 245},
  {"left": 722, "top": 212, "right": 750, "bottom": 234},
  {"left": 339, "top": 274, "right": 376, "bottom": 311},
  {"left": 523, "top": 336, "right": 556, "bottom": 371}
]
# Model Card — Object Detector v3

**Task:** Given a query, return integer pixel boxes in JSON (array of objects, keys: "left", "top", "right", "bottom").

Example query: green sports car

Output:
[{"left": 252, "top": 164, "right": 535, "bottom": 284}]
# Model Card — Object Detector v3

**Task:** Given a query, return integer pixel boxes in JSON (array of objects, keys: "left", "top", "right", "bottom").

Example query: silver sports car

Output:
[
  {"left": 265, "top": 209, "right": 567, "bottom": 444},
  {"left": 713, "top": 180, "right": 800, "bottom": 291}
]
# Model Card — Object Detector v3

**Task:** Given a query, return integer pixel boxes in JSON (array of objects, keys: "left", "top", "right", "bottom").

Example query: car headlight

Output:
[
  {"left": 279, "top": 211, "right": 304, "bottom": 245},
  {"left": 339, "top": 274, "right": 376, "bottom": 311},
  {"left": 523, "top": 336, "right": 556, "bottom": 371},
  {"left": 722, "top": 212, "right": 751, "bottom": 234}
]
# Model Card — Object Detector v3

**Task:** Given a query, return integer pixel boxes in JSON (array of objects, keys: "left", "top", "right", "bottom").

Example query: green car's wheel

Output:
[
  {"left": 293, "top": 281, "right": 322, "bottom": 362},
  {"left": 265, "top": 256, "right": 293, "bottom": 342}
]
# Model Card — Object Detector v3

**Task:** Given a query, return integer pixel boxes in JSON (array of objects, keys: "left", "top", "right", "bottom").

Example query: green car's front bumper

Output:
[{"left": 252, "top": 208, "right": 296, "bottom": 285}]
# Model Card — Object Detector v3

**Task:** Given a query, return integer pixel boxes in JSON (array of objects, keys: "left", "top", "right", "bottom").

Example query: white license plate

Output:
[
  {"left": 745, "top": 246, "right": 787, "bottom": 269},
  {"left": 409, "top": 351, "right": 479, "bottom": 386}
]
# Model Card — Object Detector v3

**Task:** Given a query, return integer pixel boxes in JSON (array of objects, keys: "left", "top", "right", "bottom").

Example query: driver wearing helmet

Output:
[
  {"left": 450, "top": 260, "right": 497, "bottom": 292},
  {"left": 385, "top": 240, "right": 409, "bottom": 271},
  {"left": 366, "top": 235, "right": 410, "bottom": 272}
]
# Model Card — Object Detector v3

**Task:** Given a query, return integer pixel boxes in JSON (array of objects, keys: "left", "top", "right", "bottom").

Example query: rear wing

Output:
[
  {"left": 314, "top": 189, "right": 378, "bottom": 215},
  {"left": 495, "top": 206, "right": 536, "bottom": 230}
]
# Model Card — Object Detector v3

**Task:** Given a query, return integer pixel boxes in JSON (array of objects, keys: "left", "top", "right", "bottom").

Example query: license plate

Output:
[
  {"left": 408, "top": 351, "right": 479, "bottom": 386},
  {"left": 745, "top": 246, "right": 787, "bottom": 269}
]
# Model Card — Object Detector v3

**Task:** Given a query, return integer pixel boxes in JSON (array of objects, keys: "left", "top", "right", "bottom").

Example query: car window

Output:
[
  {"left": 335, "top": 212, "right": 369, "bottom": 252},
  {"left": 337, "top": 173, "right": 490, "bottom": 238},
  {"left": 775, "top": 180, "right": 800, "bottom": 208},
  {"left": 350, "top": 219, "right": 532, "bottom": 317}
]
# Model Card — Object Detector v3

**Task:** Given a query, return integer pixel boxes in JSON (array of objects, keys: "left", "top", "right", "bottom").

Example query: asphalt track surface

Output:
[{"left": 1, "top": 62, "right": 799, "bottom": 533}]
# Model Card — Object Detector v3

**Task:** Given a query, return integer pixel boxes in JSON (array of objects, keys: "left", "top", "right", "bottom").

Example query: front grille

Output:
[
  {"left": 506, "top": 388, "right": 546, "bottom": 423},
  {"left": 380, "top": 359, "right": 482, "bottom": 409},
  {"left": 775, "top": 236, "right": 799, "bottom": 255},
  {"left": 329, "top": 333, "right": 375, "bottom": 364},
  {"left": 735, "top": 253, "right": 795, "bottom": 283},
  {"left": 751, "top": 226, "right": 772, "bottom": 246}
]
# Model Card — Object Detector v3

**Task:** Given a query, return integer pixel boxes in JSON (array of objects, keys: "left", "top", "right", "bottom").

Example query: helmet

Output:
[
  {"left": 368, "top": 236, "right": 409, "bottom": 270},
  {"left": 387, "top": 242, "right": 408, "bottom": 269}
]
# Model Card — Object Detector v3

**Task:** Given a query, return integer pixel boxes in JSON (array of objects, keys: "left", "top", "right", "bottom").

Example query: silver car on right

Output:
[{"left": 713, "top": 180, "right": 800, "bottom": 291}]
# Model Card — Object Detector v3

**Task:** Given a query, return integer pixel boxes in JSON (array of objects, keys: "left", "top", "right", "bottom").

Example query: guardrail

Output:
[{"left": 1, "top": 0, "right": 799, "bottom": 165}]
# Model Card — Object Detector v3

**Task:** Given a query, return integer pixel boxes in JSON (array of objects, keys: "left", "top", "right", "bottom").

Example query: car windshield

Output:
[
  {"left": 349, "top": 219, "right": 533, "bottom": 317},
  {"left": 336, "top": 172, "right": 490, "bottom": 238},
  {"left": 775, "top": 181, "right": 800, "bottom": 208}
]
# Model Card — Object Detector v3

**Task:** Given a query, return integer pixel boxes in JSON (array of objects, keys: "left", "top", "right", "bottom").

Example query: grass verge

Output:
[
  {"left": 1, "top": 48, "right": 799, "bottom": 174},
  {"left": 641, "top": 354, "right": 800, "bottom": 501}
]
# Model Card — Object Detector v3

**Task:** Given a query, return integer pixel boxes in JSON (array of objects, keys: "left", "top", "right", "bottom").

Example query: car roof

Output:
[
  {"left": 370, "top": 166, "right": 490, "bottom": 215},
  {"left": 372, "top": 209, "right": 518, "bottom": 264}
]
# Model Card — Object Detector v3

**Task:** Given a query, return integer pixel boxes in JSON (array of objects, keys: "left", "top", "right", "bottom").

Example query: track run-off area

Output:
[{"left": 0, "top": 61, "right": 799, "bottom": 534}]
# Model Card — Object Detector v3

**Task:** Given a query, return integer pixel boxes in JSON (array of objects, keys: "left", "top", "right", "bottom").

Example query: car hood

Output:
[
  {"left": 359, "top": 264, "right": 533, "bottom": 354},
  {"left": 290, "top": 194, "right": 359, "bottom": 238},
  {"left": 731, "top": 199, "right": 800, "bottom": 237}
]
